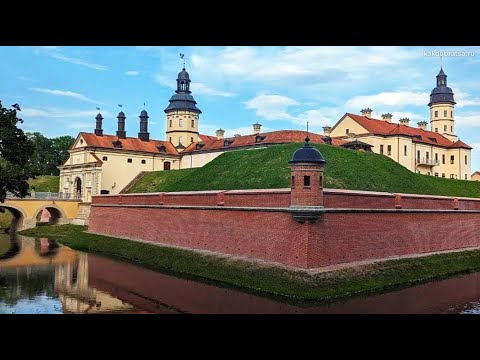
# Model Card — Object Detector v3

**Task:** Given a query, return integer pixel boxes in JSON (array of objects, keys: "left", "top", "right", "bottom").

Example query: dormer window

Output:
[
  {"left": 427, "top": 137, "right": 437, "bottom": 143},
  {"left": 224, "top": 139, "right": 234, "bottom": 147},
  {"left": 255, "top": 135, "right": 266, "bottom": 143},
  {"left": 112, "top": 140, "right": 122, "bottom": 148},
  {"left": 195, "top": 143, "right": 205, "bottom": 150},
  {"left": 157, "top": 145, "right": 167, "bottom": 153}
]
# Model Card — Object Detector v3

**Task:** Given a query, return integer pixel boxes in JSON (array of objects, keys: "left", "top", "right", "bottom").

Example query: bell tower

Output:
[
  {"left": 429, "top": 67, "right": 457, "bottom": 142},
  {"left": 164, "top": 58, "right": 201, "bottom": 150}
]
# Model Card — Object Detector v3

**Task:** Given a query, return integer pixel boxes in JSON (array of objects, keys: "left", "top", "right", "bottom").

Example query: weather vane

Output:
[
  {"left": 143, "top": 102, "right": 146, "bottom": 109},
  {"left": 118, "top": 104, "right": 122, "bottom": 108},
  {"left": 305, "top": 121, "right": 310, "bottom": 144},
  {"left": 440, "top": 54, "right": 443, "bottom": 68},
  {"left": 180, "top": 53, "right": 185, "bottom": 70}
]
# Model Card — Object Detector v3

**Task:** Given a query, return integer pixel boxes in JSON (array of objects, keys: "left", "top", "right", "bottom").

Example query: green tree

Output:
[
  {"left": 0, "top": 102, "right": 34, "bottom": 202},
  {"left": 26, "top": 132, "right": 55, "bottom": 176},
  {"left": 51, "top": 135, "right": 75, "bottom": 171}
]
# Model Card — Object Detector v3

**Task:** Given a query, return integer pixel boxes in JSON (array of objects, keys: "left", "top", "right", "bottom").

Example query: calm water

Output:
[{"left": 1, "top": 232, "right": 480, "bottom": 314}]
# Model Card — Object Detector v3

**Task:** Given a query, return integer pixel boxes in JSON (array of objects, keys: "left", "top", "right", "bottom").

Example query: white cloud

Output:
[
  {"left": 455, "top": 113, "right": 480, "bottom": 127},
  {"left": 125, "top": 70, "right": 139, "bottom": 76},
  {"left": 20, "top": 107, "right": 111, "bottom": 119},
  {"left": 453, "top": 88, "right": 480, "bottom": 108},
  {"left": 345, "top": 91, "right": 429, "bottom": 109},
  {"left": 224, "top": 126, "right": 273, "bottom": 138},
  {"left": 30, "top": 87, "right": 101, "bottom": 104},
  {"left": 244, "top": 93, "right": 299, "bottom": 120},
  {"left": 191, "top": 83, "right": 235, "bottom": 97},
  {"left": 37, "top": 47, "right": 107, "bottom": 71},
  {"left": 69, "top": 122, "right": 92, "bottom": 129}
]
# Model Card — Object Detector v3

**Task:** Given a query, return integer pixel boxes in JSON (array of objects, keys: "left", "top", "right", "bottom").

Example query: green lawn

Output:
[
  {"left": 28, "top": 176, "right": 59, "bottom": 192},
  {"left": 127, "top": 143, "right": 480, "bottom": 198},
  {"left": 18, "top": 224, "right": 480, "bottom": 302}
]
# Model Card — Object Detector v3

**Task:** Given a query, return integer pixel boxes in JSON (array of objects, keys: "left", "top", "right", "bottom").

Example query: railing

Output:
[
  {"left": 416, "top": 158, "right": 439, "bottom": 166},
  {"left": 5, "top": 192, "right": 82, "bottom": 200}
]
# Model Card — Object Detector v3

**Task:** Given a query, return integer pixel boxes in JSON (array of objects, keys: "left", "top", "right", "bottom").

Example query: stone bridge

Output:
[{"left": 1, "top": 197, "right": 81, "bottom": 231}]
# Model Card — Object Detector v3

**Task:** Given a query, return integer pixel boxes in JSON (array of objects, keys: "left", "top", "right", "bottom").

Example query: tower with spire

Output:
[
  {"left": 429, "top": 67, "right": 457, "bottom": 141},
  {"left": 164, "top": 58, "right": 202, "bottom": 149}
]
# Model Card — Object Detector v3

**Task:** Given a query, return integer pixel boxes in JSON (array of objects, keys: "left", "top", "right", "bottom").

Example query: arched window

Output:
[
  {"left": 179, "top": 119, "right": 183, "bottom": 127},
  {"left": 170, "top": 119, "right": 172, "bottom": 127},
  {"left": 191, "top": 119, "right": 195, "bottom": 127}
]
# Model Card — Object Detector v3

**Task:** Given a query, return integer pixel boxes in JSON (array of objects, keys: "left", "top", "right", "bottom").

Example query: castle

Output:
[{"left": 59, "top": 66, "right": 472, "bottom": 202}]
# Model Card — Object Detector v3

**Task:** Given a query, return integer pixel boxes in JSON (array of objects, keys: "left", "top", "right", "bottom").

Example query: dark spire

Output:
[
  {"left": 429, "top": 67, "right": 456, "bottom": 106},
  {"left": 116, "top": 111, "right": 126, "bottom": 139},
  {"left": 94, "top": 113, "right": 103, "bottom": 136},
  {"left": 138, "top": 109, "right": 150, "bottom": 141},
  {"left": 164, "top": 66, "right": 202, "bottom": 114}
]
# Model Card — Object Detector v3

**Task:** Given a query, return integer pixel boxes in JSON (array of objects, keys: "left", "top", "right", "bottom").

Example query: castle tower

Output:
[
  {"left": 429, "top": 67, "right": 457, "bottom": 141},
  {"left": 164, "top": 66, "right": 202, "bottom": 149},
  {"left": 288, "top": 136, "right": 326, "bottom": 223}
]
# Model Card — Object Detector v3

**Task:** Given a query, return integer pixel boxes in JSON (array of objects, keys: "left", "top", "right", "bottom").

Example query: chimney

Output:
[
  {"left": 322, "top": 126, "right": 332, "bottom": 136},
  {"left": 381, "top": 113, "right": 393, "bottom": 123},
  {"left": 216, "top": 128, "right": 225, "bottom": 140},
  {"left": 138, "top": 110, "right": 150, "bottom": 141},
  {"left": 253, "top": 122, "right": 262, "bottom": 135},
  {"left": 399, "top": 117, "right": 410, "bottom": 126},
  {"left": 94, "top": 113, "right": 103, "bottom": 136},
  {"left": 360, "top": 108, "right": 373, "bottom": 117},
  {"left": 116, "top": 111, "right": 126, "bottom": 139},
  {"left": 418, "top": 121, "right": 428, "bottom": 130}
]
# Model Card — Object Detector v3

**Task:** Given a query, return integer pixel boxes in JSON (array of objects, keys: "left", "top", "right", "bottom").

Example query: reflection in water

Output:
[{"left": 2, "top": 233, "right": 480, "bottom": 314}]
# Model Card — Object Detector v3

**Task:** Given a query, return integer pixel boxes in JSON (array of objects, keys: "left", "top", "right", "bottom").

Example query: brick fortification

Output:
[{"left": 88, "top": 142, "right": 480, "bottom": 270}]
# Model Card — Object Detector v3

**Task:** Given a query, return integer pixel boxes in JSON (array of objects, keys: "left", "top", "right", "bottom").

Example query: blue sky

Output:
[{"left": 2, "top": 46, "right": 480, "bottom": 170}]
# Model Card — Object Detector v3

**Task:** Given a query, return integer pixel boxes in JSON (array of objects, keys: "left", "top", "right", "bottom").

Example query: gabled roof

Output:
[
  {"left": 183, "top": 130, "right": 346, "bottom": 153},
  {"left": 344, "top": 113, "right": 470, "bottom": 149},
  {"left": 76, "top": 133, "right": 179, "bottom": 155},
  {"left": 472, "top": 171, "right": 480, "bottom": 177},
  {"left": 199, "top": 134, "right": 218, "bottom": 142}
]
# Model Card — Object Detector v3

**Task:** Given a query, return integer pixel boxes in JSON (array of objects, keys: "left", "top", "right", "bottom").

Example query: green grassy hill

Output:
[
  {"left": 127, "top": 143, "right": 480, "bottom": 198},
  {"left": 28, "top": 176, "right": 59, "bottom": 192}
]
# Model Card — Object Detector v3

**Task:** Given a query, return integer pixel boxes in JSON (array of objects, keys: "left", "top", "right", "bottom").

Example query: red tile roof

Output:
[
  {"left": 78, "top": 133, "right": 179, "bottom": 155},
  {"left": 184, "top": 130, "right": 345, "bottom": 153},
  {"left": 199, "top": 134, "right": 217, "bottom": 142},
  {"left": 344, "top": 113, "right": 471, "bottom": 149}
]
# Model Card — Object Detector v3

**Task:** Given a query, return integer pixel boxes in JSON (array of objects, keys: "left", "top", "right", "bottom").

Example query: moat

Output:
[{"left": 2, "top": 232, "right": 480, "bottom": 314}]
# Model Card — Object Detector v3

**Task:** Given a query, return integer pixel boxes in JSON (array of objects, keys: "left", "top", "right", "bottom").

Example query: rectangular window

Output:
[
  {"left": 450, "top": 155, "right": 454, "bottom": 164},
  {"left": 444, "top": 125, "right": 447, "bottom": 131},
  {"left": 442, "top": 173, "right": 445, "bottom": 178},
  {"left": 427, "top": 172, "right": 431, "bottom": 176},
  {"left": 179, "top": 119, "right": 183, "bottom": 127},
  {"left": 169, "top": 119, "right": 172, "bottom": 127},
  {"left": 102, "top": 156, "right": 108, "bottom": 161},
  {"left": 465, "top": 174, "right": 468, "bottom": 180},
  {"left": 291, "top": 176, "right": 295, "bottom": 187},
  {"left": 380, "top": 145, "right": 384, "bottom": 155},
  {"left": 451, "top": 111, "right": 453, "bottom": 117},
  {"left": 417, "top": 150, "right": 420, "bottom": 162},
  {"left": 179, "top": 136, "right": 183, "bottom": 144},
  {"left": 435, "top": 128, "right": 438, "bottom": 132},
  {"left": 444, "top": 110, "right": 447, "bottom": 117},
  {"left": 346, "top": 129, "right": 349, "bottom": 134},
  {"left": 191, "top": 119, "right": 195, "bottom": 127},
  {"left": 387, "top": 145, "right": 391, "bottom": 156},
  {"left": 450, "top": 174, "right": 455, "bottom": 179},
  {"left": 404, "top": 145, "right": 407, "bottom": 156},
  {"left": 304, "top": 176, "right": 310, "bottom": 187},
  {"left": 127, "top": 158, "right": 132, "bottom": 163},
  {"left": 426, "top": 151, "right": 429, "bottom": 162},
  {"left": 451, "top": 126, "right": 453, "bottom": 132},
  {"left": 435, "top": 172, "right": 439, "bottom": 177},
  {"left": 435, "top": 153, "right": 438, "bottom": 163},
  {"left": 320, "top": 175, "right": 323, "bottom": 187},
  {"left": 435, "top": 111, "right": 438, "bottom": 117},
  {"left": 141, "top": 159, "right": 146, "bottom": 164},
  {"left": 465, "top": 155, "right": 468, "bottom": 165}
]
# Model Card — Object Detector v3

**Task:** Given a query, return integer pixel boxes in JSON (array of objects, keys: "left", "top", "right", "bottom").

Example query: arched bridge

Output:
[{"left": 1, "top": 194, "right": 81, "bottom": 231}]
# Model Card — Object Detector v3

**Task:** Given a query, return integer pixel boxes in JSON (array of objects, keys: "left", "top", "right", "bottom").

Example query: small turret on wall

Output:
[
  {"left": 117, "top": 111, "right": 127, "bottom": 139},
  {"left": 361, "top": 108, "right": 373, "bottom": 117},
  {"left": 94, "top": 113, "right": 103, "bottom": 136},
  {"left": 216, "top": 129, "right": 225, "bottom": 140},
  {"left": 253, "top": 122, "right": 262, "bottom": 135},
  {"left": 288, "top": 136, "right": 326, "bottom": 223}
]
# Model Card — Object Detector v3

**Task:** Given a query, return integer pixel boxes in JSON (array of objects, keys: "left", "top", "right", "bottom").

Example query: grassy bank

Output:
[
  {"left": 127, "top": 143, "right": 480, "bottom": 198},
  {"left": 0, "top": 212, "right": 12, "bottom": 229},
  {"left": 28, "top": 176, "right": 59, "bottom": 192},
  {"left": 18, "top": 224, "right": 480, "bottom": 302}
]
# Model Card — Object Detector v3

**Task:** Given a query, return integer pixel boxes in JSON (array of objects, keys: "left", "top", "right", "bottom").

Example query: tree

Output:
[
  {"left": 26, "top": 132, "right": 55, "bottom": 176},
  {"left": 51, "top": 135, "right": 75, "bottom": 171},
  {"left": 0, "top": 102, "right": 34, "bottom": 203}
]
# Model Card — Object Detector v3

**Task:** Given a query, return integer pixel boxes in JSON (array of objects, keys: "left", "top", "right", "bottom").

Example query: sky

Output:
[{"left": 1, "top": 46, "right": 480, "bottom": 170}]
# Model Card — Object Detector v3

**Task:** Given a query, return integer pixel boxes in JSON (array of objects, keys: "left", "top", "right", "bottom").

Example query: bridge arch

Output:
[
  {"left": 33, "top": 204, "right": 68, "bottom": 225},
  {"left": 0, "top": 204, "right": 29, "bottom": 232}
]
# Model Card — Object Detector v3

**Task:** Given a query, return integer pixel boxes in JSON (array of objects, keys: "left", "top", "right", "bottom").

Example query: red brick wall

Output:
[
  {"left": 290, "top": 164, "right": 323, "bottom": 206},
  {"left": 89, "top": 189, "right": 480, "bottom": 269}
]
